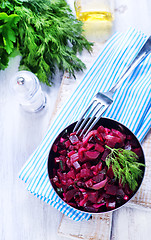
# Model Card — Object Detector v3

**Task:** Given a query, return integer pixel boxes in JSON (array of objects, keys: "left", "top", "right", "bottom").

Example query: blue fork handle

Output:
[{"left": 109, "top": 36, "right": 151, "bottom": 94}]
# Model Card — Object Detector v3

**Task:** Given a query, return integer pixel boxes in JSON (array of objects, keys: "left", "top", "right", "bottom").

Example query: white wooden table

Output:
[{"left": 0, "top": 1, "right": 151, "bottom": 240}]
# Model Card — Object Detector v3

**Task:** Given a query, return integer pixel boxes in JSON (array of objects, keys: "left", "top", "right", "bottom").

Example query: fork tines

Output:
[{"left": 73, "top": 94, "right": 113, "bottom": 137}]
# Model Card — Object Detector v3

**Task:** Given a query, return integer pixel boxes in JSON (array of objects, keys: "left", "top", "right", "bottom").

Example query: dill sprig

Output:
[
  {"left": 0, "top": 0, "right": 93, "bottom": 85},
  {"left": 105, "top": 145, "right": 145, "bottom": 191}
]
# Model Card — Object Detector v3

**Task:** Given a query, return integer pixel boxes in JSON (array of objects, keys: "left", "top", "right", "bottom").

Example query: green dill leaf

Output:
[
  {"left": 105, "top": 145, "right": 145, "bottom": 191},
  {"left": 60, "top": 160, "right": 64, "bottom": 170}
]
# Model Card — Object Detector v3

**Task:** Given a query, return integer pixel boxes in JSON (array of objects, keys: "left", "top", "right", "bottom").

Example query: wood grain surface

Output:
[{"left": 58, "top": 214, "right": 112, "bottom": 240}]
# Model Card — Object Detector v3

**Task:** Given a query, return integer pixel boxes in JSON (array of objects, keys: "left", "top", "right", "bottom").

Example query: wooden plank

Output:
[{"left": 58, "top": 213, "right": 112, "bottom": 240}]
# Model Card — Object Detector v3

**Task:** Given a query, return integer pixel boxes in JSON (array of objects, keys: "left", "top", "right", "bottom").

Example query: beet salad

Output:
[{"left": 49, "top": 123, "right": 145, "bottom": 213}]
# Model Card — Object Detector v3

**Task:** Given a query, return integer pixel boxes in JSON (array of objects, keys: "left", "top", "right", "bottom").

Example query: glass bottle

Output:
[{"left": 74, "top": 0, "right": 114, "bottom": 42}]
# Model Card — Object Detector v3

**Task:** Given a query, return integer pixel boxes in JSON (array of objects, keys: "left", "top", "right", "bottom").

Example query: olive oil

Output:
[
  {"left": 74, "top": 0, "right": 114, "bottom": 42},
  {"left": 77, "top": 11, "right": 113, "bottom": 22}
]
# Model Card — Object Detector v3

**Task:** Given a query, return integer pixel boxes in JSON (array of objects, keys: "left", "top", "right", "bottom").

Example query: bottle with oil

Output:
[{"left": 74, "top": 0, "right": 114, "bottom": 42}]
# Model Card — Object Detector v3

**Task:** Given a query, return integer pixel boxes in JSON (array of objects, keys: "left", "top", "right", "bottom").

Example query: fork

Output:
[{"left": 73, "top": 36, "right": 151, "bottom": 137}]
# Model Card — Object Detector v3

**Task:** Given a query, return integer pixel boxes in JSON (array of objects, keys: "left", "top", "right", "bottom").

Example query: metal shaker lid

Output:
[{"left": 12, "top": 71, "right": 37, "bottom": 99}]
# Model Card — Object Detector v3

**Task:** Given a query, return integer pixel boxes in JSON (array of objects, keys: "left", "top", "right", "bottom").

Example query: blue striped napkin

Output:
[{"left": 19, "top": 28, "right": 151, "bottom": 221}]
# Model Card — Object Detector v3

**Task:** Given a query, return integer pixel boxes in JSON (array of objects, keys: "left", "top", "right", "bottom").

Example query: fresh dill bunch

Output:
[
  {"left": 0, "top": 0, "right": 93, "bottom": 86},
  {"left": 105, "top": 145, "right": 145, "bottom": 191}
]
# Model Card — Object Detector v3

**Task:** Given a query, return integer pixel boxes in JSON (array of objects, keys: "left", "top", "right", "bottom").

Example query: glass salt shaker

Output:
[{"left": 11, "top": 71, "right": 46, "bottom": 112}]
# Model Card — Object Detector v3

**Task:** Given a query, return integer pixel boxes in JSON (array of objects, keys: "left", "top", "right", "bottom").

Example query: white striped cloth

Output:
[{"left": 19, "top": 28, "right": 151, "bottom": 221}]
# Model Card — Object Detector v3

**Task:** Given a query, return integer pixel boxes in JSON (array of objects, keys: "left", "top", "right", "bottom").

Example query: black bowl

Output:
[{"left": 47, "top": 117, "right": 145, "bottom": 214}]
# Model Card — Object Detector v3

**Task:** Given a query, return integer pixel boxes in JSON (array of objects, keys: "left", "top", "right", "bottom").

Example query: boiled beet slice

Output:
[
  {"left": 123, "top": 183, "right": 132, "bottom": 196},
  {"left": 97, "top": 125, "right": 105, "bottom": 133},
  {"left": 96, "top": 132, "right": 104, "bottom": 142},
  {"left": 59, "top": 149, "right": 67, "bottom": 156},
  {"left": 90, "top": 162, "right": 103, "bottom": 176},
  {"left": 86, "top": 143, "right": 95, "bottom": 150},
  {"left": 60, "top": 137, "right": 66, "bottom": 143},
  {"left": 97, "top": 162, "right": 103, "bottom": 171},
  {"left": 97, "top": 194, "right": 104, "bottom": 203},
  {"left": 129, "top": 138, "right": 139, "bottom": 148},
  {"left": 67, "top": 169, "right": 75, "bottom": 179},
  {"left": 72, "top": 161, "right": 81, "bottom": 171},
  {"left": 79, "top": 193, "right": 88, "bottom": 206},
  {"left": 67, "top": 178, "right": 74, "bottom": 186},
  {"left": 61, "top": 179, "right": 67, "bottom": 185},
  {"left": 132, "top": 148, "right": 142, "bottom": 158},
  {"left": 75, "top": 173, "right": 81, "bottom": 181},
  {"left": 80, "top": 168, "right": 90, "bottom": 178},
  {"left": 66, "top": 159, "right": 71, "bottom": 168},
  {"left": 101, "top": 148, "right": 111, "bottom": 161},
  {"left": 105, "top": 184, "right": 118, "bottom": 196},
  {"left": 78, "top": 147, "right": 87, "bottom": 160},
  {"left": 82, "top": 162, "right": 91, "bottom": 169},
  {"left": 93, "top": 173, "right": 104, "bottom": 183},
  {"left": 70, "top": 153, "right": 79, "bottom": 164},
  {"left": 76, "top": 181, "right": 84, "bottom": 188},
  {"left": 95, "top": 143, "right": 104, "bottom": 153},
  {"left": 87, "top": 191, "right": 98, "bottom": 203},
  {"left": 82, "top": 130, "right": 97, "bottom": 145},
  {"left": 65, "top": 140, "right": 71, "bottom": 148},
  {"left": 106, "top": 166, "right": 114, "bottom": 179},
  {"left": 68, "top": 145, "right": 75, "bottom": 151},
  {"left": 111, "top": 129, "right": 126, "bottom": 142},
  {"left": 85, "top": 151, "right": 100, "bottom": 160},
  {"left": 85, "top": 179, "right": 93, "bottom": 188},
  {"left": 67, "top": 150, "right": 76, "bottom": 157},
  {"left": 105, "top": 128, "right": 110, "bottom": 134},
  {"left": 116, "top": 188, "right": 125, "bottom": 198},
  {"left": 52, "top": 144, "right": 58, "bottom": 152},
  {"left": 69, "top": 134, "right": 79, "bottom": 145},
  {"left": 65, "top": 189, "right": 77, "bottom": 202},
  {"left": 105, "top": 135, "right": 121, "bottom": 148}
]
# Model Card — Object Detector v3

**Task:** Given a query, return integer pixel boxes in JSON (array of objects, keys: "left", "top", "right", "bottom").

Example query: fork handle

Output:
[{"left": 109, "top": 36, "right": 151, "bottom": 94}]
